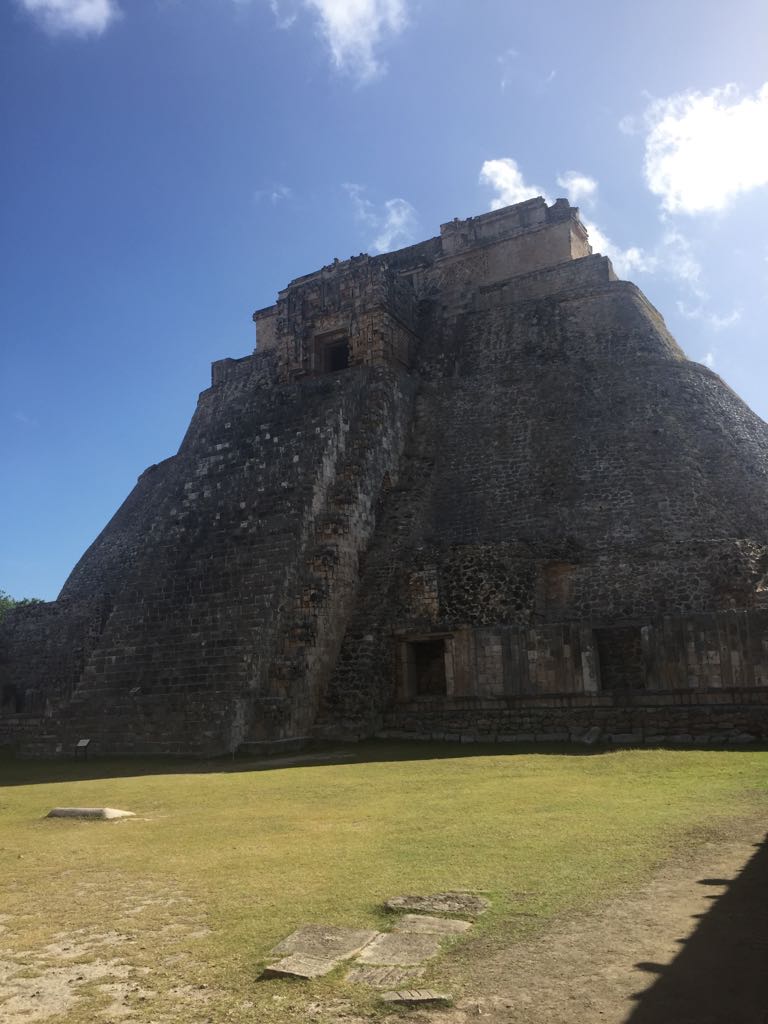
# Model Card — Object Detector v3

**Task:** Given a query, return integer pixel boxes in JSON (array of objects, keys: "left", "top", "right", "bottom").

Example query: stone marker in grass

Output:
[
  {"left": 393, "top": 914, "right": 472, "bottom": 934},
  {"left": 263, "top": 954, "right": 341, "bottom": 979},
  {"left": 356, "top": 932, "right": 442, "bottom": 966},
  {"left": 264, "top": 925, "right": 378, "bottom": 979},
  {"left": 384, "top": 892, "right": 489, "bottom": 917},
  {"left": 271, "top": 924, "right": 377, "bottom": 960},
  {"left": 381, "top": 989, "right": 451, "bottom": 1006},
  {"left": 346, "top": 965, "right": 426, "bottom": 988},
  {"left": 267, "top": 905, "right": 475, "bottom": 982},
  {"left": 46, "top": 807, "right": 135, "bottom": 820}
]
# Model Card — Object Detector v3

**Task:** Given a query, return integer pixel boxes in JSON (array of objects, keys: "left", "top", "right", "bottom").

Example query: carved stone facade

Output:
[
  {"left": 254, "top": 257, "right": 419, "bottom": 383},
  {"left": 3, "top": 196, "right": 768, "bottom": 755}
]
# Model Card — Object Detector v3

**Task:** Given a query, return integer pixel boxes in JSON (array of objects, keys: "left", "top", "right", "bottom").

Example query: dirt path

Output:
[{"left": 422, "top": 822, "right": 768, "bottom": 1024}]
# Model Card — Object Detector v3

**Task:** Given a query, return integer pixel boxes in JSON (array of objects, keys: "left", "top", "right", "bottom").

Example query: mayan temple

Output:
[{"left": 3, "top": 196, "right": 768, "bottom": 756}]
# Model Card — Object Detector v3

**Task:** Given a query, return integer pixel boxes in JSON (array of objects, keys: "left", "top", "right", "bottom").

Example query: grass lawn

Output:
[{"left": 1, "top": 741, "right": 767, "bottom": 1023}]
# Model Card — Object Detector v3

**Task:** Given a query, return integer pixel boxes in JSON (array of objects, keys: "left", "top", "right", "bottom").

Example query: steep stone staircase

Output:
[{"left": 239, "top": 368, "right": 416, "bottom": 751}]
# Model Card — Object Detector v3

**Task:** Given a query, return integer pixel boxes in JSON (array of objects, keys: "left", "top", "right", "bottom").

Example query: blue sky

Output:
[{"left": 1, "top": 0, "right": 767, "bottom": 600}]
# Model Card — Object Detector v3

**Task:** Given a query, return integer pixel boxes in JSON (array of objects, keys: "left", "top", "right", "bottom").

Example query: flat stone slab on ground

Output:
[
  {"left": 46, "top": 807, "right": 135, "bottom": 820},
  {"left": 271, "top": 925, "right": 378, "bottom": 961},
  {"left": 345, "top": 965, "right": 426, "bottom": 988},
  {"left": 384, "top": 892, "right": 490, "bottom": 917},
  {"left": 356, "top": 932, "right": 442, "bottom": 966},
  {"left": 393, "top": 914, "right": 472, "bottom": 935},
  {"left": 381, "top": 989, "right": 451, "bottom": 1006},
  {"left": 262, "top": 954, "right": 339, "bottom": 979}
]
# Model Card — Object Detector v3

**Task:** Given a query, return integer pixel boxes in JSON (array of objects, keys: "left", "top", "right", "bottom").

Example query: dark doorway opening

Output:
[
  {"left": 1, "top": 684, "right": 24, "bottom": 712},
  {"left": 595, "top": 626, "right": 646, "bottom": 690},
  {"left": 411, "top": 639, "right": 447, "bottom": 696},
  {"left": 315, "top": 332, "right": 350, "bottom": 374}
]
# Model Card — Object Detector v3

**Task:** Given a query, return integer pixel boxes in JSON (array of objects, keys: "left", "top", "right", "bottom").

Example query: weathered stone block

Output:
[
  {"left": 393, "top": 915, "right": 472, "bottom": 935},
  {"left": 356, "top": 933, "right": 442, "bottom": 966},
  {"left": 271, "top": 925, "right": 378, "bottom": 961}
]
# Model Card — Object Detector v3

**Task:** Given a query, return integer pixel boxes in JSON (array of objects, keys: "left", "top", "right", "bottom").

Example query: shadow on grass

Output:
[
  {"left": 627, "top": 832, "right": 768, "bottom": 1024},
  {"left": 1, "top": 738, "right": 767, "bottom": 788}
]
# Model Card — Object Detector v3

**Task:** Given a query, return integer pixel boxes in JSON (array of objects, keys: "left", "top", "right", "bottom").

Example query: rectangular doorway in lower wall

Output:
[
  {"left": 397, "top": 635, "right": 454, "bottom": 700},
  {"left": 594, "top": 626, "right": 646, "bottom": 690}
]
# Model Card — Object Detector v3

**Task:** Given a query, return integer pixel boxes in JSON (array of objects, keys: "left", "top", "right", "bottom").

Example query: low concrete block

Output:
[{"left": 46, "top": 807, "right": 135, "bottom": 820}]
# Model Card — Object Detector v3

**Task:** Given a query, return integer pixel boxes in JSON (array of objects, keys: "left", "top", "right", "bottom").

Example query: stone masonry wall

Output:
[
  {"left": 379, "top": 693, "right": 768, "bottom": 746},
  {"left": 0, "top": 598, "right": 111, "bottom": 714},
  {"left": 318, "top": 262, "right": 768, "bottom": 740}
]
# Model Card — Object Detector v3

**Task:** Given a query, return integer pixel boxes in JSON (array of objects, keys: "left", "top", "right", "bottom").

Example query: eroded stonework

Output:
[{"left": 2, "top": 196, "right": 768, "bottom": 755}]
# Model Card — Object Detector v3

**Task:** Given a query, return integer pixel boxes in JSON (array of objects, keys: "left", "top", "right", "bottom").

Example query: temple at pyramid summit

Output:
[{"left": 2, "top": 195, "right": 768, "bottom": 756}]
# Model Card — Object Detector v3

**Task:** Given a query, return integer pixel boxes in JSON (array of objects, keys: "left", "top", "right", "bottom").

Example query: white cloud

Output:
[
  {"left": 13, "top": 411, "right": 37, "bottom": 426},
  {"left": 556, "top": 171, "right": 598, "bottom": 206},
  {"left": 19, "top": 0, "right": 119, "bottom": 36},
  {"left": 303, "top": 0, "right": 407, "bottom": 81},
  {"left": 373, "top": 198, "right": 418, "bottom": 252},
  {"left": 643, "top": 82, "right": 768, "bottom": 214},
  {"left": 703, "top": 351, "right": 716, "bottom": 368},
  {"left": 344, "top": 184, "right": 418, "bottom": 253},
  {"left": 344, "top": 182, "right": 378, "bottom": 226},
  {"left": 677, "top": 302, "right": 741, "bottom": 331},
  {"left": 582, "top": 218, "right": 654, "bottom": 279},
  {"left": 254, "top": 183, "right": 293, "bottom": 204},
  {"left": 497, "top": 51, "right": 556, "bottom": 94},
  {"left": 618, "top": 114, "right": 640, "bottom": 136},
  {"left": 267, "top": 0, "right": 298, "bottom": 29},
  {"left": 497, "top": 48, "right": 518, "bottom": 93},
  {"left": 657, "top": 228, "right": 703, "bottom": 292},
  {"left": 479, "top": 158, "right": 548, "bottom": 209},
  {"left": 259, "top": 0, "right": 409, "bottom": 79}
]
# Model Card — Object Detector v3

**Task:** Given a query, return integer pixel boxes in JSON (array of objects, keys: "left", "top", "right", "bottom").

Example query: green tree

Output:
[{"left": 0, "top": 590, "right": 43, "bottom": 624}]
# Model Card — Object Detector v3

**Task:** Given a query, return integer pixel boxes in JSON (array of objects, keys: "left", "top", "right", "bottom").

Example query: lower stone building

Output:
[{"left": 2, "top": 196, "right": 768, "bottom": 755}]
